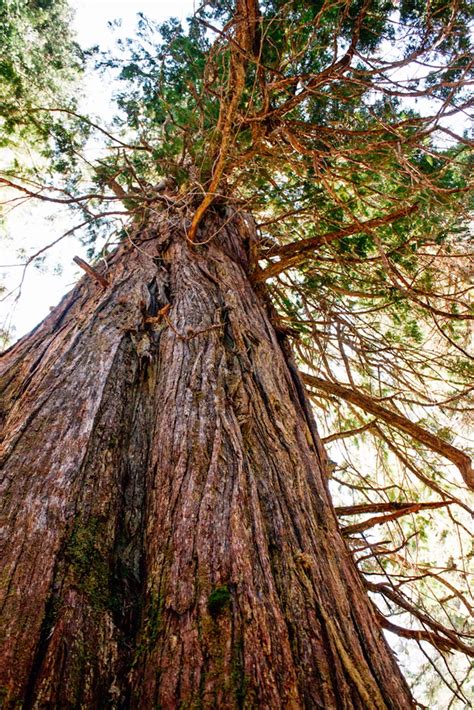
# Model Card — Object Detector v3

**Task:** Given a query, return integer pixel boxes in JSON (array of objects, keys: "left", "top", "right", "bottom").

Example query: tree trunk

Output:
[{"left": 0, "top": 207, "right": 414, "bottom": 709}]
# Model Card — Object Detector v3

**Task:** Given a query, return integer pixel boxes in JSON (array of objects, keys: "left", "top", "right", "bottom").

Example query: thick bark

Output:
[{"left": 0, "top": 207, "right": 414, "bottom": 708}]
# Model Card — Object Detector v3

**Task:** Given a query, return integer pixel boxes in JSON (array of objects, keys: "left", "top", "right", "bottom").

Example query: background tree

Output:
[
  {"left": 0, "top": 0, "right": 473, "bottom": 707},
  {"left": 0, "top": 0, "right": 85, "bottom": 345},
  {"left": 0, "top": 0, "right": 84, "bottom": 166}
]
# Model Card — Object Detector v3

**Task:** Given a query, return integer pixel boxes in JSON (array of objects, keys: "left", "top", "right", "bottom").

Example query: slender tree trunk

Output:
[{"left": 0, "top": 207, "right": 414, "bottom": 709}]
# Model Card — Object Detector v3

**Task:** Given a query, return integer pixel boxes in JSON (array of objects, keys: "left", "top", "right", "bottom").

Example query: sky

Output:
[
  {"left": 72, "top": 0, "right": 196, "bottom": 46},
  {"left": 0, "top": 0, "right": 196, "bottom": 344}
]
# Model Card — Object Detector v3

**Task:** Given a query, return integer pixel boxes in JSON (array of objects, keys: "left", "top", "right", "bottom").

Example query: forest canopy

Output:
[{"left": 0, "top": 0, "right": 473, "bottom": 706}]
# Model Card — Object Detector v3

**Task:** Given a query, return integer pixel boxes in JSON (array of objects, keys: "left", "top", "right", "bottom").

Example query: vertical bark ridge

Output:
[
  {"left": 1, "top": 236, "right": 167, "bottom": 705},
  {"left": 0, "top": 209, "right": 414, "bottom": 708}
]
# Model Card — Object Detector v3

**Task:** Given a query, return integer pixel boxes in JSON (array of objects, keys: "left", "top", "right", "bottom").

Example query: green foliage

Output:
[
  {"left": 0, "top": 0, "right": 84, "bottom": 172},
  {"left": 0, "top": 0, "right": 79, "bottom": 98}
]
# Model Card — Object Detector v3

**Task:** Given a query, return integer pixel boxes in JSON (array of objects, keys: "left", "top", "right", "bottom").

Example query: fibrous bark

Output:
[{"left": 0, "top": 207, "right": 414, "bottom": 708}]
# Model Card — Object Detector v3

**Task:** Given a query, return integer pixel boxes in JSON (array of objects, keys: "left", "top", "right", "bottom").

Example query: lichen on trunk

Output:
[{"left": 0, "top": 208, "right": 414, "bottom": 708}]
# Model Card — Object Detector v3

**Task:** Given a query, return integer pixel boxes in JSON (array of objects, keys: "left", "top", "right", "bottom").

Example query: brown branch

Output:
[
  {"left": 371, "top": 426, "right": 473, "bottom": 516},
  {"left": 254, "top": 204, "right": 419, "bottom": 281},
  {"left": 188, "top": 0, "right": 260, "bottom": 241},
  {"left": 372, "top": 233, "right": 474, "bottom": 321},
  {"left": 302, "top": 372, "right": 474, "bottom": 490},
  {"left": 107, "top": 177, "right": 130, "bottom": 202},
  {"left": 0, "top": 177, "right": 113, "bottom": 206},
  {"left": 340, "top": 501, "right": 450, "bottom": 536},
  {"left": 322, "top": 420, "right": 376, "bottom": 443},
  {"left": 366, "top": 581, "right": 474, "bottom": 655},
  {"left": 375, "top": 610, "right": 473, "bottom": 656},
  {"left": 73, "top": 256, "right": 109, "bottom": 289},
  {"left": 336, "top": 501, "right": 450, "bottom": 516},
  {"left": 246, "top": 47, "right": 355, "bottom": 125}
]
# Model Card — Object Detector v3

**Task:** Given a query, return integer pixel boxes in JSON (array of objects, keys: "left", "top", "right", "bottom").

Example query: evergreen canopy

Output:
[
  {"left": 1, "top": 0, "right": 473, "bottom": 705},
  {"left": 0, "top": 0, "right": 83, "bottom": 159}
]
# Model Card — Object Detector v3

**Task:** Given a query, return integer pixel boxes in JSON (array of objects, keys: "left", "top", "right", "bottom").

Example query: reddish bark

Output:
[{"left": 0, "top": 208, "right": 414, "bottom": 708}]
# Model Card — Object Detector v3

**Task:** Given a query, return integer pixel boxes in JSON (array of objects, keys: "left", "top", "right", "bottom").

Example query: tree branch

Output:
[
  {"left": 188, "top": 0, "right": 261, "bottom": 241},
  {"left": 254, "top": 204, "right": 419, "bottom": 281},
  {"left": 340, "top": 501, "right": 450, "bottom": 536},
  {"left": 366, "top": 581, "right": 474, "bottom": 656},
  {"left": 375, "top": 610, "right": 474, "bottom": 656},
  {"left": 322, "top": 420, "right": 376, "bottom": 444},
  {"left": 336, "top": 501, "right": 450, "bottom": 516},
  {"left": 302, "top": 372, "right": 474, "bottom": 490}
]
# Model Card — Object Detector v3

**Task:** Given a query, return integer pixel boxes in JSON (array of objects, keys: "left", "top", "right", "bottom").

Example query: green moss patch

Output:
[
  {"left": 207, "top": 585, "right": 231, "bottom": 616},
  {"left": 64, "top": 516, "right": 116, "bottom": 612}
]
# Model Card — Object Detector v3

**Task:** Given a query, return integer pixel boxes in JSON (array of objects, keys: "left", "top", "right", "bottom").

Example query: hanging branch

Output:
[
  {"left": 336, "top": 501, "right": 451, "bottom": 516},
  {"left": 340, "top": 501, "right": 451, "bottom": 536},
  {"left": 375, "top": 611, "right": 473, "bottom": 656},
  {"left": 370, "top": 426, "right": 473, "bottom": 515},
  {"left": 302, "top": 372, "right": 474, "bottom": 490},
  {"left": 366, "top": 581, "right": 474, "bottom": 656}
]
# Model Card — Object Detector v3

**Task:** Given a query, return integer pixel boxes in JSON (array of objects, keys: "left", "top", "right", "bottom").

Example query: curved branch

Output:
[
  {"left": 254, "top": 204, "right": 419, "bottom": 281},
  {"left": 302, "top": 372, "right": 474, "bottom": 490},
  {"left": 0, "top": 176, "right": 112, "bottom": 206},
  {"left": 188, "top": 0, "right": 261, "bottom": 241},
  {"left": 367, "top": 581, "right": 474, "bottom": 656},
  {"left": 340, "top": 501, "right": 450, "bottom": 536},
  {"left": 375, "top": 610, "right": 474, "bottom": 656},
  {"left": 336, "top": 500, "right": 450, "bottom": 516}
]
